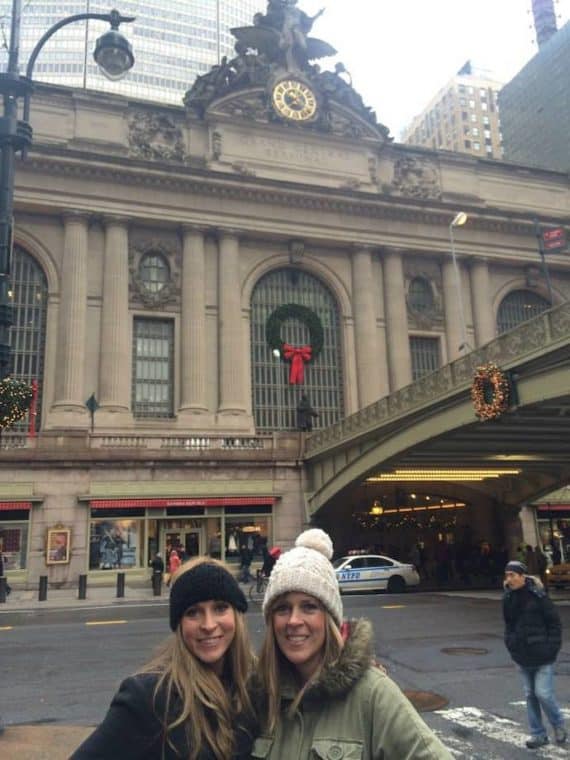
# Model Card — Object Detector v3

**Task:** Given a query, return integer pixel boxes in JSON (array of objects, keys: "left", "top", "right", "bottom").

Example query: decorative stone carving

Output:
[
  {"left": 128, "top": 111, "right": 186, "bottom": 162},
  {"left": 129, "top": 239, "right": 181, "bottom": 308},
  {"left": 404, "top": 268, "right": 444, "bottom": 329},
  {"left": 232, "top": 161, "right": 257, "bottom": 177},
  {"left": 211, "top": 130, "right": 223, "bottom": 160},
  {"left": 392, "top": 155, "right": 442, "bottom": 200}
]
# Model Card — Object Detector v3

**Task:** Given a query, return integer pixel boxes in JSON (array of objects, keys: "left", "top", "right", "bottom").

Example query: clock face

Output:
[{"left": 272, "top": 79, "right": 318, "bottom": 122}]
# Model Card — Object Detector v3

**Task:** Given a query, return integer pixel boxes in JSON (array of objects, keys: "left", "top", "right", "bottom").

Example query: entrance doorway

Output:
[
  {"left": 165, "top": 527, "right": 203, "bottom": 560},
  {"left": 184, "top": 530, "right": 200, "bottom": 558}
]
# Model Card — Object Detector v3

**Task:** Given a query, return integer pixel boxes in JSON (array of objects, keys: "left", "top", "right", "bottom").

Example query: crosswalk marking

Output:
[{"left": 434, "top": 705, "right": 569, "bottom": 758}]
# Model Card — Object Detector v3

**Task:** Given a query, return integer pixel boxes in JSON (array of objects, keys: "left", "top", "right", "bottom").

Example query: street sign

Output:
[{"left": 541, "top": 226, "right": 567, "bottom": 252}]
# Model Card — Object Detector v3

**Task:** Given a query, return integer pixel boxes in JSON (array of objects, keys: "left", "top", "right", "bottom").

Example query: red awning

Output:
[
  {"left": 90, "top": 496, "right": 276, "bottom": 509},
  {"left": 0, "top": 501, "right": 32, "bottom": 511},
  {"left": 537, "top": 504, "right": 570, "bottom": 513}
]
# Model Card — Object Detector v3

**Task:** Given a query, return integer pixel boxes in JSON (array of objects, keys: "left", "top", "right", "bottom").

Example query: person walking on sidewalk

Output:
[
  {"left": 503, "top": 560, "right": 567, "bottom": 750},
  {"left": 71, "top": 557, "right": 256, "bottom": 759}
]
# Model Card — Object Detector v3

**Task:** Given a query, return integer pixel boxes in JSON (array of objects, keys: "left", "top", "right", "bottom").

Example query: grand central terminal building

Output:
[{"left": 2, "top": 4, "right": 569, "bottom": 586}]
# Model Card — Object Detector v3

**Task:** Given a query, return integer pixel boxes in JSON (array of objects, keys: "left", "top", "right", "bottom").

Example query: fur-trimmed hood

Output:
[
  {"left": 503, "top": 574, "right": 545, "bottom": 597},
  {"left": 302, "top": 618, "right": 373, "bottom": 700}
]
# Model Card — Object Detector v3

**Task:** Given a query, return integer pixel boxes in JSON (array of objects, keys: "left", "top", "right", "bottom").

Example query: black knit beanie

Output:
[
  {"left": 505, "top": 560, "right": 527, "bottom": 575},
  {"left": 169, "top": 562, "right": 247, "bottom": 631}
]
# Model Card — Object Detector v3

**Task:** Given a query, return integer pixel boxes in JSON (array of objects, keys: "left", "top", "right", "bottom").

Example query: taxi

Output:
[{"left": 333, "top": 553, "right": 420, "bottom": 594}]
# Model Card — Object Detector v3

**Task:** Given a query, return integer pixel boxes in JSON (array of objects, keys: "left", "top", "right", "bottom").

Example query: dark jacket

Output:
[
  {"left": 503, "top": 576, "right": 562, "bottom": 667},
  {"left": 250, "top": 619, "right": 451, "bottom": 759},
  {"left": 71, "top": 672, "right": 255, "bottom": 759}
]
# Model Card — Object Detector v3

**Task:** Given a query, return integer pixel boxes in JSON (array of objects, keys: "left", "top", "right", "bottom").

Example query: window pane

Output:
[
  {"left": 8, "top": 247, "right": 48, "bottom": 432},
  {"left": 132, "top": 318, "right": 174, "bottom": 417},
  {"left": 408, "top": 277, "right": 434, "bottom": 313},
  {"left": 497, "top": 290, "right": 550, "bottom": 334},
  {"left": 410, "top": 336, "right": 440, "bottom": 381},
  {"left": 250, "top": 268, "right": 343, "bottom": 431},
  {"left": 139, "top": 253, "right": 170, "bottom": 293}
]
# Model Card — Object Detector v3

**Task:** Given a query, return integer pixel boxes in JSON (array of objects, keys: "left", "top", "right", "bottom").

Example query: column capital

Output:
[
  {"left": 61, "top": 210, "right": 91, "bottom": 225},
  {"left": 180, "top": 223, "right": 209, "bottom": 237},
  {"left": 351, "top": 243, "right": 377, "bottom": 254},
  {"left": 101, "top": 214, "right": 131, "bottom": 229},
  {"left": 217, "top": 227, "right": 242, "bottom": 242}
]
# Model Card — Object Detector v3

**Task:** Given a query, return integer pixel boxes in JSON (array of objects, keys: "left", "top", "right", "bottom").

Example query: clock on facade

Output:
[{"left": 272, "top": 79, "right": 318, "bottom": 122}]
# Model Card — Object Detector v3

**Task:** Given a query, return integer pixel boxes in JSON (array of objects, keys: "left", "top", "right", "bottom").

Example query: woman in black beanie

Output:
[{"left": 72, "top": 557, "right": 256, "bottom": 760}]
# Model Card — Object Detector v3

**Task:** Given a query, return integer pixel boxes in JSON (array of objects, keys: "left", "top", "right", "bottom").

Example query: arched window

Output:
[
  {"left": 497, "top": 290, "right": 550, "bottom": 334},
  {"left": 9, "top": 247, "right": 48, "bottom": 430},
  {"left": 251, "top": 268, "right": 343, "bottom": 431},
  {"left": 408, "top": 277, "right": 434, "bottom": 313}
]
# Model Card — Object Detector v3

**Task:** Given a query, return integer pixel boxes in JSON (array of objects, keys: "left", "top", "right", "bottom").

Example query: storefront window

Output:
[
  {"left": 225, "top": 516, "right": 272, "bottom": 564},
  {"left": 0, "top": 512, "right": 29, "bottom": 570},
  {"left": 89, "top": 519, "right": 142, "bottom": 570}
]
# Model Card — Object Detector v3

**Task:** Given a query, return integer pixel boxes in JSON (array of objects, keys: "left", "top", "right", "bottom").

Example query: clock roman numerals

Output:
[{"left": 272, "top": 79, "right": 318, "bottom": 122}]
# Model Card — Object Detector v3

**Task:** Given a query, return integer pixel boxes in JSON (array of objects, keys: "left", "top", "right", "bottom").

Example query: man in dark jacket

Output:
[{"left": 503, "top": 560, "right": 566, "bottom": 749}]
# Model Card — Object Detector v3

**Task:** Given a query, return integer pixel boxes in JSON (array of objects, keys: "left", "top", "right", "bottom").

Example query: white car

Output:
[{"left": 333, "top": 554, "right": 420, "bottom": 593}]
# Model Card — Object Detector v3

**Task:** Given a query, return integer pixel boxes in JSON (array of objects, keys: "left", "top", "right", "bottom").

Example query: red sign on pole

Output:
[{"left": 541, "top": 227, "right": 567, "bottom": 252}]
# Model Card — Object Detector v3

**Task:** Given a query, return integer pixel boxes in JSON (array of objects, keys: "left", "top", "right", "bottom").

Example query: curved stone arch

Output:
[
  {"left": 241, "top": 253, "right": 352, "bottom": 318},
  {"left": 492, "top": 277, "right": 562, "bottom": 316},
  {"left": 13, "top": 228, "right": 59, "bottom": 295},
  {"left": 307, "top": 361, "right": 569, "bottom": 515}
]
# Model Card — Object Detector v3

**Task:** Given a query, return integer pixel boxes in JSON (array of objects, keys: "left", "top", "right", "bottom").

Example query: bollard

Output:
[
  {"left": 0, "top": 576, "right": 6, "bottom": 603},
  {"left": 152, "top": 570, "right": 162, "bottom": 597},
  {"left": 39, "top": 575, "right": 48, "bottom": 601},
  {"left": 78, "top": 574, "right": 87, "bottom": 600},
  {"left": 116, "top": 571, "right": 125, "bottom": 598}
]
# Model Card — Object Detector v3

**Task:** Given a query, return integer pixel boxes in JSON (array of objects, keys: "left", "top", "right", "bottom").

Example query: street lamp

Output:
[
  {"left": 448, "top": 212, "right": 470, "bottom": 353},
  {"left": 272, "top": 348, "right": 286, "bottom": 430},
  {"left": 0, "top": 4, "right": 135, "bottom": 379}
]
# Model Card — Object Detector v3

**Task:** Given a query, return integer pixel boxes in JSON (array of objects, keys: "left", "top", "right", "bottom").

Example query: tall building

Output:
[
  {"left": 0, "top": 0, "right": 260, "bottom": 104},
  {"left": 400, "top": 62, "right": 504, "bottom": 159},
  {"left": 500, "top": 16, "right": 570, "bottom": 172}
]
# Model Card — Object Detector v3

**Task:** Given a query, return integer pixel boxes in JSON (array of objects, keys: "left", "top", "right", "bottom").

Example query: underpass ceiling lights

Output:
[{"left": 366, "top": 468, "right": 521, "bottom": 483}]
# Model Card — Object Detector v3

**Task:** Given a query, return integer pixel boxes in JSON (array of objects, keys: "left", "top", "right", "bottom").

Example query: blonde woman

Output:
[
  {"left": 252, "top": 529, "right": 452, "bottom": 759},
  {"left": 72, "top": 557, "right": 256, "bottom": 759}
]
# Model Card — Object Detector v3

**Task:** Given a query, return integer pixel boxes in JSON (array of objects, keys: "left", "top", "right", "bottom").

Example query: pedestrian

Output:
[
  {"left": 535, "top": 546, "right": 548, "bottom": 589},
  {"left": 0, "top": 546, "right": 11, "bottom": 596},
  {"left": 167, "top": 548, "right": 181, "bottom": 586},
  {"left": 149, "top": 551, "right": 165, "bottom": 590},
  {"left": 503, "top": 560, "right": 566, "bottom": 749},
  {"left": 71, "top": 557, "right": 257, "bottom": 759},
  {"left": 252, "top": 528, "right": 452, "bottom": 758}
]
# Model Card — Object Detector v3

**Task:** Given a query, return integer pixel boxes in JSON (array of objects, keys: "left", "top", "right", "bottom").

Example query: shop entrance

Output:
[{"left": 164, "top": 526, "right": 203, "bottom": 559}]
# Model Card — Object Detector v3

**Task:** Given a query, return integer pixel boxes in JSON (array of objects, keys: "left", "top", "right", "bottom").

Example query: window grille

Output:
[
  {"left": 497, "top": 290, "right": 550, "bottom": 335},
  {"left": 250, "top": 268, "right": 343, "bottom": 431},
  {"left": 139, "top": 253, "right": 169, "bottom": 293},
  {"left": 8, "top": 247, "right": 48, "bottom": 431},
  {"left": 132, "top": 318, "right": 174, "bottom": 418},
  {"left": 410, "top": 336, "right": 440, "bottom": 381},
  {"left": 408, "top": 277, "right": 434, "bottom": 313}
]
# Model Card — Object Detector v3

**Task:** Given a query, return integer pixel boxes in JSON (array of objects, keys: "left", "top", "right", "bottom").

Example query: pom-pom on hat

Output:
[{"left": 262, "top": 528, "right": 343, "bottom": 626}]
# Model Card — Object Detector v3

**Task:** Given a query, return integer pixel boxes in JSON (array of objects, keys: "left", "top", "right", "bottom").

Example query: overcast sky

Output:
[{"left": 299, "top": 0, "right": 570, "bottom": 139}]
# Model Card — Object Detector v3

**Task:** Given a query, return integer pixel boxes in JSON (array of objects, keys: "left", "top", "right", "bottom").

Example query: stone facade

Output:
[{"left": 3, "top": 79, "right": 569, "bottom": 587}]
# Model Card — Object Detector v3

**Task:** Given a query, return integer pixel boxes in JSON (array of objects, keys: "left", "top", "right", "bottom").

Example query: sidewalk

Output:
[
  {"left": 0, "top": 583, "right": 168, "bottom": 612},
  {"left": 0, "top": 724, "right": 93, "bottom": 760}
]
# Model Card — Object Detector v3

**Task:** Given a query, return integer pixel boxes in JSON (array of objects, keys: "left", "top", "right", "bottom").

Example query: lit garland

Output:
[
  {"left": 471, "top": 362, "right": 510, "bottom": 421},
  {"left": 0, "top": 377, "right": 34, "bottom": 430}
]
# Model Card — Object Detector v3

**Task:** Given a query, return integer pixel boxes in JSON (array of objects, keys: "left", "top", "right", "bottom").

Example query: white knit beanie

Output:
[{"left": 262, "top": 528, "right": 343, "bottom": 626}]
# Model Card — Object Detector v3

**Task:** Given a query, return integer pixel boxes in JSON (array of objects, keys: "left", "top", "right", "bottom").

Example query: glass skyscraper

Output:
[{"left": 0, "top": 1, "right": 260, "bottom": 104}]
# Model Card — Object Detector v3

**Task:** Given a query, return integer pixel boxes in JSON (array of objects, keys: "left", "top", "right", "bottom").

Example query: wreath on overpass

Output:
[
  {"left": 471, "top": 362, "right": 510, "bottom": 421},
  {"left": 266, "top": 303, "right": 323, "bottom": 385}
]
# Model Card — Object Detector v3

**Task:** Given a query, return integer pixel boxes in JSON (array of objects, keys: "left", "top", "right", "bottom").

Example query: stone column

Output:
[
  {"left": 98, "top": 217, "right": 132, "bottom": 426},
  {"left": 217, "top": 231, "right": 249, "bottom": 427},
  {"left": 383, "top": 248, "right": 412, "bottom": 390},
  {"left": 51, "top": 212, "right": 89, "bottom": 427},
  {"left": 442, "top": 257, "right": 465, "bottom": 361},
  {"left": 352, "top": 246, "right": 381, "bottom": 407},
  {"left": 470, "top": 258, "right": 495, "bottom": 347},
  {"left": 179, "top": 226, "right": 212, "bottom": 426}
]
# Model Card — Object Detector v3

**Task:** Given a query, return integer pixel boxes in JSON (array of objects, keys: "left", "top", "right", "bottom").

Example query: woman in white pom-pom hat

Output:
[{"left": 251, "top": 528, "right": 452, "bottom": 759}]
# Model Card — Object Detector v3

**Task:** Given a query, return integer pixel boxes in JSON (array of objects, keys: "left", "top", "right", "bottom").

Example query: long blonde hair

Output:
[
  {"left": 257, "top": 596, "right": 344, "bottom": 733},
  {"left": 140, "top": 557, "right": 255, "bottom": 760}
]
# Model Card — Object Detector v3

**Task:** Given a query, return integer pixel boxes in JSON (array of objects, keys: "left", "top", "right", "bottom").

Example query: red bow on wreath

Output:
[{"left": 283, "top": 344, "right": 312, "bottom": 385}]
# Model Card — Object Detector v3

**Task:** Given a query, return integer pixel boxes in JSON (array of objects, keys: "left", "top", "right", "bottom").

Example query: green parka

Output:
[{"left": 251, "top": 619, "right": 452, "bottom": 760}]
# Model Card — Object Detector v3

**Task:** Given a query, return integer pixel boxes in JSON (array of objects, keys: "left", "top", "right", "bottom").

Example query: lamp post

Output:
[
  {"left": 0, "top": 4, "right": 135, "bottom": 379},
  {"left": 448, "top": 211, "right": 470, "bottom": 353},
  {"left": 272, "top": 348, "right": 286, "bottom": 430}
]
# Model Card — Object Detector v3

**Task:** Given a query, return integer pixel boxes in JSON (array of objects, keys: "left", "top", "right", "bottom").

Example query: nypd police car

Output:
[{"left": 333, "top": 554, "right": 420, "bottom": 593}]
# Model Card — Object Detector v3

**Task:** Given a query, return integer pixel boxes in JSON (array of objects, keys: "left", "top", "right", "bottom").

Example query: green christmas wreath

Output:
[{"left": 266, "top": 303, "right": 324, "bottom": 359}]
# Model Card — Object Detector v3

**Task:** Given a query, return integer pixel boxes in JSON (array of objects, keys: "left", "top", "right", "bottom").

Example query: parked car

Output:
[
  {"left": 546, "top": 562, "right": 570, "bottom": 589},
  {"left": 333, "top": 554, "right": 420, "bottom": 593}
]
